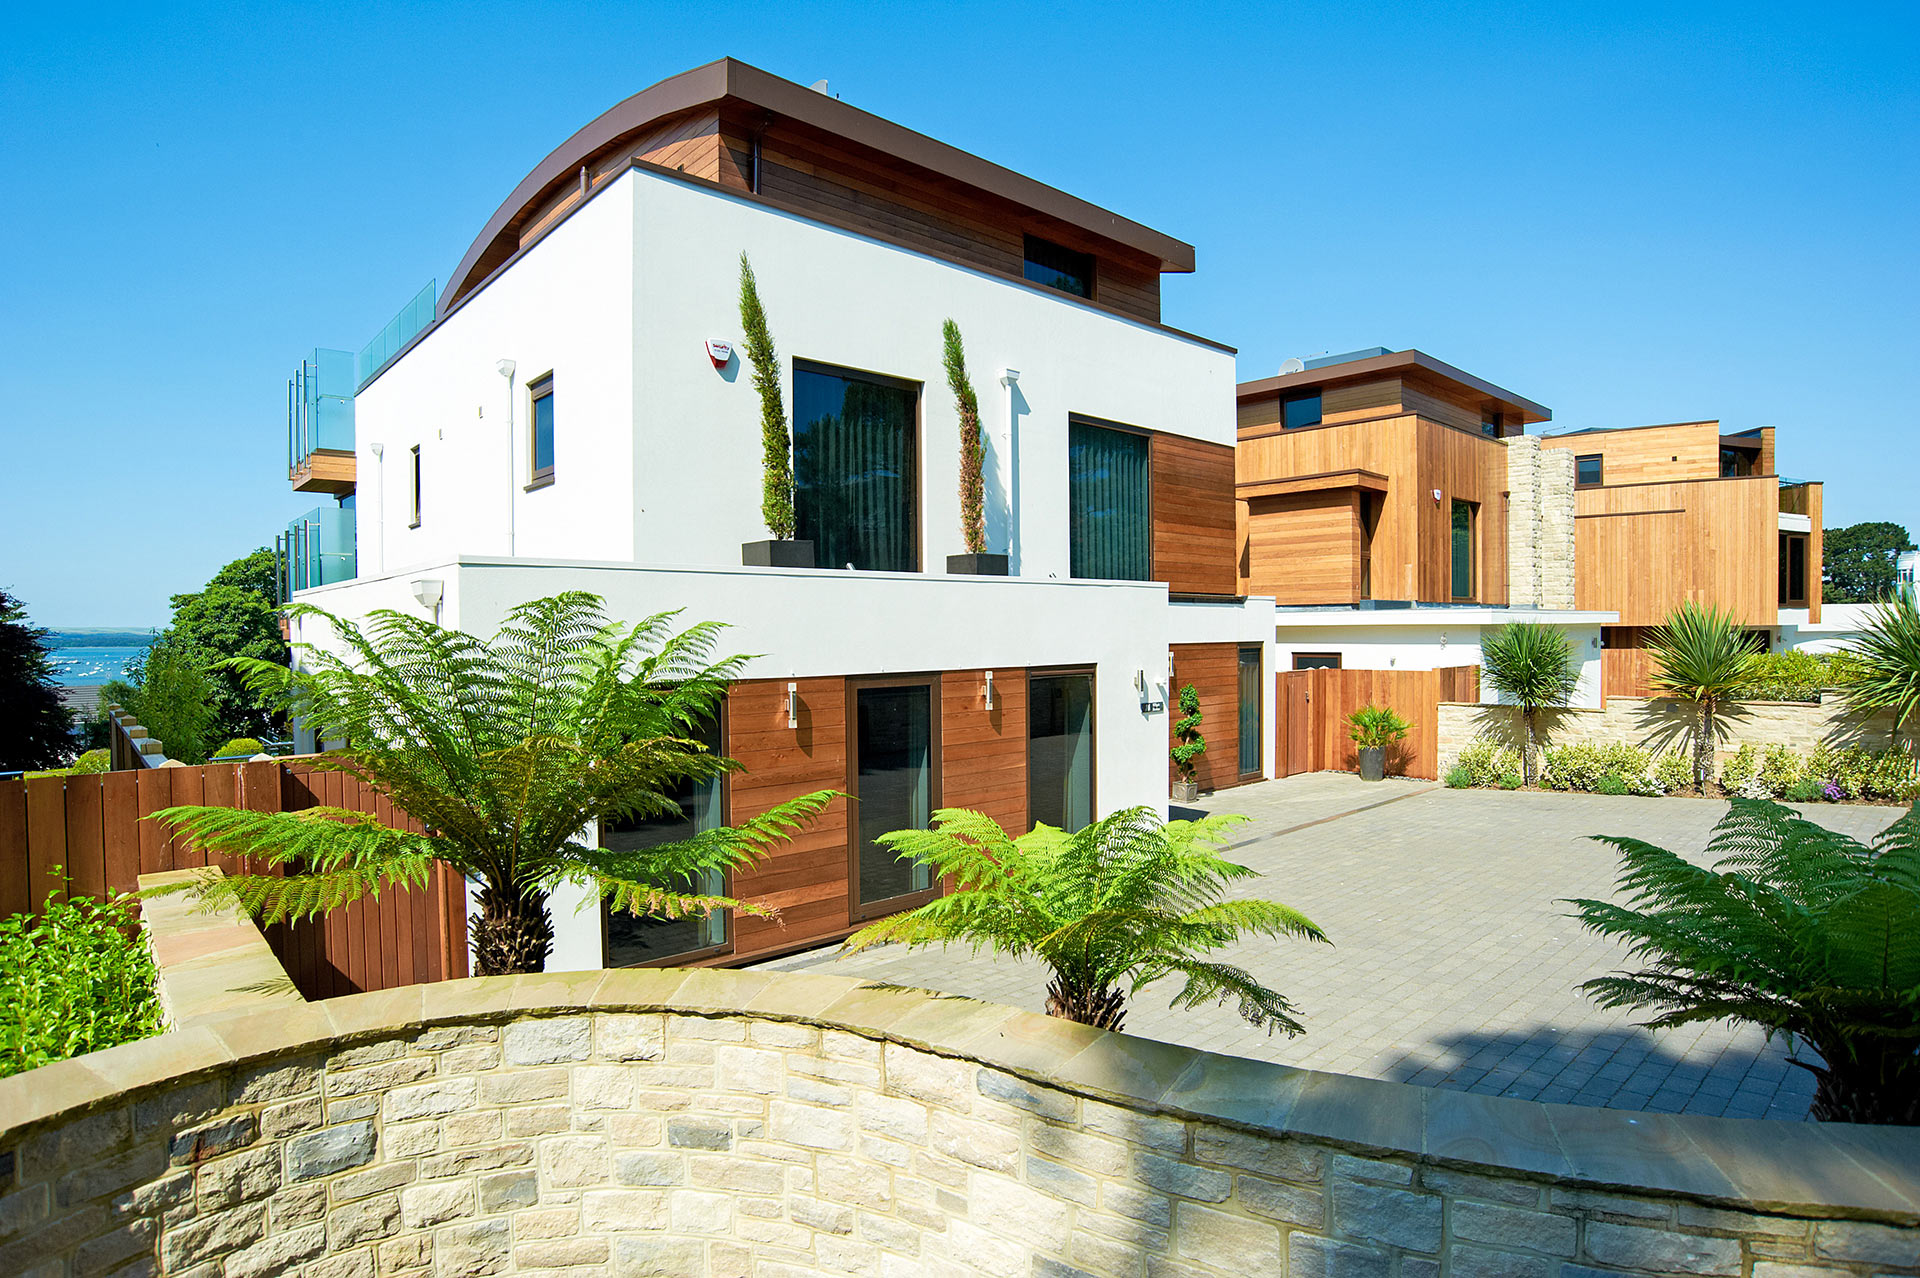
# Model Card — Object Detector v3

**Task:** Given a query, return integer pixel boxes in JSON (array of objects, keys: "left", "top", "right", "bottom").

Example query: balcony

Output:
[
  {"left": 357, "top": 280, "right": 437, "bottom": 384},
  {"left": 289, "top": 349, "right": 356, "bottom": 495},
  {"left": 276, "top": 503, "right": 356, "bottom": 602}
]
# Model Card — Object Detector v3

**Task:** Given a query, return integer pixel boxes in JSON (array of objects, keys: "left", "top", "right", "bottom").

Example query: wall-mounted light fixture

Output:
[
  {"left": 787, "top": 681, "right": 799, "bottom": 729},
  {"left": 984, "top": 671, "right": 996, "bottom": 710}
]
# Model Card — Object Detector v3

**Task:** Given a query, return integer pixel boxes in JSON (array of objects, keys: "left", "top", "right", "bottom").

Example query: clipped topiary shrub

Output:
[
  {"left": 1542, "top": 741, "right": 1658, "bottom": 794},
  {"left": 212, "top": 737, "right": 266, "bottom": 760},
  {"left": 1652, "top": 751, "right": 1693, "bottom": 792}
]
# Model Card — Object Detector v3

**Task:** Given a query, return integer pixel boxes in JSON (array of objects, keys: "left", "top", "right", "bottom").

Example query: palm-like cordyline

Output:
[
  {"left": 843, "top": 807, "right": 1328, "bottom": 1034},
  {"left": 1481, "top": 622, "right": 1579, "bottom": 786},
  {"left": 149, "top": 593, "right": 833, "bottom": 975},
  {"left": 1567, "top": 799, "right": 1920, "bottom": 1124},
  {"left": 1647, "top": 602, "right": 1759, "bottom": 786},
  {"left": 1847, "top": 587, "right": 1920, "bottom": 755}
]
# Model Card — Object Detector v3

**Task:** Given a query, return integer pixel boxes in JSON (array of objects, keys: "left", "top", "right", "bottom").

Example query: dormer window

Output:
[
  {"left": 1023, "top": 236, "right": 1093, "bottom": 298},
  {"left": 1282, "top": 391, "right": 1322, "bottom": 430}
]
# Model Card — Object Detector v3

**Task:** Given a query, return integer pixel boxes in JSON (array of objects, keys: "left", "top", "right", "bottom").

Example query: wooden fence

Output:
[
  {"left": 1275, "top": 665, "right": 1480, "bottom": 781},
  {"left": 0, "top": 760, "right": 467, "bottom": 1000},
  {"left": 1602, "top": 648, "right": 1660, "bottom": 701}
]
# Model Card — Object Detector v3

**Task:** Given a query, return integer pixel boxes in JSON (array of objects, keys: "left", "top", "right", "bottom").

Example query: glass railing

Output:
[
  {"left": 276, "top": 501, "right": 357, "bottom": 601},
  {"left": 357, "top": 280, "right": 437, "bottom": 385},
  {"left": 288, "top": 348, "right": 356, "bottom": 470}
]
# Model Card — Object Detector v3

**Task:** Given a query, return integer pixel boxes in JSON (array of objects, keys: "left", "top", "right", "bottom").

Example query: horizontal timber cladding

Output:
[
  {"left": 1169, "top": 644, "right": 1243, "bottom": 793},
  {"left": 1572, "top": 475, "right": 1777, "bottom": 626},
  {"left": 1539, "top": 420, "right": 1747, "bottom": 486},
  {"left": 1150, "top": 434, "right": 1237, "bottom": 596},
  {"left": 1234, "top": 415, "right": 1509, "bottom": 605}
]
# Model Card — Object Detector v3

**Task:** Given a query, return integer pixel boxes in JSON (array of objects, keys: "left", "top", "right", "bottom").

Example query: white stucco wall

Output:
[{"left": 1272, "top": 617, "right": 1607, "bottom": 709}]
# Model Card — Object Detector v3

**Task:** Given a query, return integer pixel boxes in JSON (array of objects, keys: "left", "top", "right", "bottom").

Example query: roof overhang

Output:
[
  {"left": 443, "top": 58, "right": 1196, "bottom": 317},
  {"left": 1237, "top": 349, "right": 1550, "bottom": 425},
  {"left": 1237, "top": 469, "right": 1390, "bottom": 501}
]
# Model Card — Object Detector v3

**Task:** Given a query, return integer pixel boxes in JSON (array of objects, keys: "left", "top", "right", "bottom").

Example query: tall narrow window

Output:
[
  {"left": 849, "top": 680, "right": 938, "bottom": 920},
  {"left": 1780, "top": 532, "right": 1809, "bottom": 607},
  {"left": 1359, "top": 493, "right": 1379, "bottom": 600},
  {"left": 1282, "top": 391, "right": 1323, "bottom": 430},
  {"left": 1237, "top": 648, "right": 1262, "bottom": 777},
  {"left": 1575, "top": 454, "right": 1604, "bottom": 488},
  {"left": 529, "top": 374, "right": 555, "bottom": 484},
  {"left": 1451, "top": 499, "right": 1476, "bottom": 600},
  {"left": 1068, "top": 420, "right": 1150, "bottom": 580},
  {"left": 409, "top": 445, "right": 422, "bottom": 527},
  {"left": 1023, "top": 235, "right": 1093, "bottom": 298},
  {"left": 1029, "top": 671, "right": 1094, "bottom": 833},
  {"left": 602, "top": 714, "right": 726, "bottom": 965},
  {"left": 794, "top": 363, "right": 919, "bottom": 572}
]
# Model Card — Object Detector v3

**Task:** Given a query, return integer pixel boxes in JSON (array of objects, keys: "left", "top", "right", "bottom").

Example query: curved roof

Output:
[{"left": 442, "top": 57, "right": 1196, "bottom": 317}]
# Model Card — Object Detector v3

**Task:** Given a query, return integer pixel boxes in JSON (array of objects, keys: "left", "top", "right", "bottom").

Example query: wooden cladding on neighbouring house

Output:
[
  {"left": 1169, "top": 644, "right": 1247, "bottom": 794},
  {"left": 1150, "top": 435, "right": 1236, "bottom": 596},
  {"left": 1572, "top": 475, "right": 1779, "bottom": 626},
  {"left": 1539, "top": 422, "right": 1772, "bottom": 487}
]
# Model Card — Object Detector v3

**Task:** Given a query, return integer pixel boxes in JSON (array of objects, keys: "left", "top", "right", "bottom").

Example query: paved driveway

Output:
[{"left": 754, "top": 775, "right": 1906, "bottom": 1120}]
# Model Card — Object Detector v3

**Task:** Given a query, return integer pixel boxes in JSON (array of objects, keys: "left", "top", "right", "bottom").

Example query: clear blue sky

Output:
[{"left": 4, "top": 1, "right": 1914, "bottom": 627}]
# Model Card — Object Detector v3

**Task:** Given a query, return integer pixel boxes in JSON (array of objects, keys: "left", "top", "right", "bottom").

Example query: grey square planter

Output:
[
  {"left": 945, "top": 553, "right": 1009, "bottom": 576},
  {"left": 742, "top": 540, "right": 815, "bottom": 569}
]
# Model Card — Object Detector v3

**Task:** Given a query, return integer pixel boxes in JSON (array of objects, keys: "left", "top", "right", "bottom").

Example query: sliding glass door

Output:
[
  {"left": 601, "top": 715, "right": 727, "bottom": 965},
  {"left": 1029, "top": 670, "right": 1095, "bottom": 833},
  {"left": 794, "top": 363, "right": 919, "bottom": 572},
  {"left": 849, "top": 679, "right": 939, "bottom": 920}
]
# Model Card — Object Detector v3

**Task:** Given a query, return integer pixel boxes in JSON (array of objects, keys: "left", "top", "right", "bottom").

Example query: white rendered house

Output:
[{"left": 281, "top": 59, "right": 1274, "bottom": 970}]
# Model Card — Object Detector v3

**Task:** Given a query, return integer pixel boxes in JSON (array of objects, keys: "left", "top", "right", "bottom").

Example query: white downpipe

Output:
[{"left": 1000, "top": 368, "right": 1021, "bottom": 575}]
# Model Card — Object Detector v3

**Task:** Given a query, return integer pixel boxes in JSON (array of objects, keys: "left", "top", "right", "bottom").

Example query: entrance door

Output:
[{"left": 848, "top": 679, "right": 940, "bottom": 922}]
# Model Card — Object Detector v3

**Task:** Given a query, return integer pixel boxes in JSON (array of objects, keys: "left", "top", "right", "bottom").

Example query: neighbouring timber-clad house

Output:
[{"left": 277, "top": 58, "right": 1273, "bottom": 970}]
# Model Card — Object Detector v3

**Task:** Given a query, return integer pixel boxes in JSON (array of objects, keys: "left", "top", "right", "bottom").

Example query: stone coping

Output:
[
  {"left": 137, "top": 868, "right": 306, "bottom": 1028},
  {"left": 2, "top": 968, "right": 1915, "bottom": 1226}
]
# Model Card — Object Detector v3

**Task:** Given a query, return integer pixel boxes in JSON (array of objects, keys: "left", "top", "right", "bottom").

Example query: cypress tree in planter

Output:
[
  {"left": 941, "top": 319, "right": 1006, "bottom": 575},
  {"left": 737, "top": 254, "right": 812, "bottom": 568}
]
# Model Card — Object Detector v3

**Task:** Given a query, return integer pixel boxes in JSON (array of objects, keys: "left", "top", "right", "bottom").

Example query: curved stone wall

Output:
[{"left": 0, "top": 969, "right": 1915, "bottom": 1277}]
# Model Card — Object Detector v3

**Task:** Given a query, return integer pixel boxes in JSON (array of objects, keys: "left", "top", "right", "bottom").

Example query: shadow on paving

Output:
[{"left": 1381, "top": 1023, "right": 1822, "bottom": 1121}]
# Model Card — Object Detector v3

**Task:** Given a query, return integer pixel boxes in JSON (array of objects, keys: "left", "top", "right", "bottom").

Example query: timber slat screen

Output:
[
  {"left": 1273, "top": 665, "right": 1480, "bottom": 781},
  {"left": 0, "top": 761, "right": 467, "bottom": 1000}
]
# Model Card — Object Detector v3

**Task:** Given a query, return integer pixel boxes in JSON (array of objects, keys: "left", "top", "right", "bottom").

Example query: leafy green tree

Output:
[
  {"left": 1822, "top": 522, "right": 1914, "bottom": 604},
  {"left": 126, "top": 640, "right": 219, "bottom": 764},
  {"left": 1568, "top": 799, "right": 1920, "bottom": 1125},
  {"left": 0, "top": 589, "right": 74, "bottom": 772},
  {"left": 163, "top": 548, "right": 288, "bottom": 741},
  {"left": 738, "top": 254, "right": 794, "bottom": 540},
  {"left": 1647, "top": 602, "right": 1759, "bottom": 787},
  {"left": 1846, "top": 587, "right": 1920, "bottom": 752},
  {"left": 1481, "top": 622, "right": 1581, "bottom": 785},
  {"left": 843, "top": 807, "right": 1328, "bottom": 1033},
  {"left": 150, "top": 593, "right": 834, "bottom": 976}
]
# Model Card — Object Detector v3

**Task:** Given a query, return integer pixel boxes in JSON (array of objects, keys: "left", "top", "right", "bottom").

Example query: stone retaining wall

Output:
[
  {"left": 0, "top": 970, "right": 1914, "bottom": 1278},
  {"left": 1439, "top": 696, "right": 1900, "bottom": 777}
]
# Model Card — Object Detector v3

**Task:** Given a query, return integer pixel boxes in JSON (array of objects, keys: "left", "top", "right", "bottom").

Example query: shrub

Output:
[
  {"left": 1652, "top": 751, "right": 1693, "bottom": 792},
  {"left": 1720, "top": 743, "right": 1760, "bottom": 792},
  {"left": 1737, "top": 651, "right": 1832, "bottom": 702},
  {"left": 1542, "top": 742, "right": 1657, "bottom": 794},
  {"left": 1807, "top": 744, "right": 1920, "bottom": 802},
  {"left": 1170, "top": 685, "right": 1205, "bottom": 783},
  {"left": 1758, "top": 745, "right": 1806, "bottom": 795},
  {"left": 1346, "top": 704, "right": 1411, "bottom": 750},
  {"left": 1784, "top": 777, "right": 1826, "bottom": 804},
  {"left": 1444, "top": 764, "right": 1474, "bottom": 789},
  {"left": 68, "top": 749, "right": 110, "bottom": 774},
  {"left": 1451, "top": 741, "right": 1521, "bottom": 788},
  {"left": 0, "top": 889, "right": 163, "bottom": 1077},
  {"left": 1596, "top": 774, "right": 1632, "bottom": 796},
  {"left": 213, "top": 737, "right": 266, "bottom": 759}
]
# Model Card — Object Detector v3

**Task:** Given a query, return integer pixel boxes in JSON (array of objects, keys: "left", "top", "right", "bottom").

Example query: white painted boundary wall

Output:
[{"left": 1271, "top": 611, "right": 1612, "bottom": 709}]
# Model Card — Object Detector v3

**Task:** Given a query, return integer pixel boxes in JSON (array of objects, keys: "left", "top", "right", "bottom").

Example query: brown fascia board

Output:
[
  {"left": 1235, "top": 350, "right": 1551, "bottom": 425},
  {"left": 442, "top": 57, "right": 1196, "bottom": 316}
]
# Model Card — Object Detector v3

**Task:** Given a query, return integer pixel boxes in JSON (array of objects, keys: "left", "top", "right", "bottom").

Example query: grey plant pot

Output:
[
  {"left": 945, "top": 553, "right": 1009, "bottom": 576},
  {"left": 1170, "top": 778, "right": 1201, "bottom": 804},
  {"left": 1358, "top": 746, "right": 1386, "bottom": 782},
  {"left": 742, "top": 540, "right": 815, "bottom": 569}
]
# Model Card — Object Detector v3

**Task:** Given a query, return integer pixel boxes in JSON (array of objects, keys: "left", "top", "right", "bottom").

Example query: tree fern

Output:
[
  {"left": 844, "top": 806, "right": 1329, "bottom": 1034},
  {"left": 148, "top": 593, "right": 835, "bottom": 974},
  {"left": 1567, "top": 798, "right": 1920, "bottom": 1123}
]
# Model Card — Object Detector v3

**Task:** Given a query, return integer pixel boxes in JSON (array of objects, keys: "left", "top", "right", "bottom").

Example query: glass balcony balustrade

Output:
[
  {"left": 276, "top": 501, "right": 357, "bottom": 602},
  {"left": 288, "top": 349, "right": 357, "bottom": 493},
  {"left": 357, "top": 280, "right": 437, "bottom": 385}
]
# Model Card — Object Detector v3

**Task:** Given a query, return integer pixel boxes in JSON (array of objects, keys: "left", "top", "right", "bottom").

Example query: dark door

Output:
[{"left": 848, "top": 678, "right": 939, "bottom": 922}]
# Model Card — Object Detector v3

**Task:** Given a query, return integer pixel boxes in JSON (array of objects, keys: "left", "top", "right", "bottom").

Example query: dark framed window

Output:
[
  {"left": 848, "top": 677, "right": 940, "bottom": 921},
  {"left": 1575, "top": 454, "right": 1604, "bottom": 488},
  {"left": 1067, "top": 418, "right": 1151, "bottom": 581},
  {"left": 1720, "top": 447, "right": 1755, "bottom": 478},
  {"left": 1237, "top": 648, "right": 1262, "bottom": 778},
  {"left": 1292, "top": 652, "right": 1342, "bottom": 671},
  {"left": 1780, "top": 532, "right": 1809, "bottom": 608},
  {"left": 1023, "top": 235, "right": 1093, "bottom": 298},
  {"left": 1282, "top": 391, "right": 1323, "bottom": 430},
  {"left": 794, "top": 362, "right": 920, "bottom": 573},
  {"left": 409, "top": 445, "right": 422, "bottom": 527},
  {"left": 1451, "top": 499, "right": 1477, "bottom": 601},
  {"left": 1029, "top": 669, "right": 1095, "bottom": 833},
  {"left": 1481, "top": 410, "right": 1504, "bottom": 438},
  {"left": 600, "top": 713, "right": 728, "bottom": 966},
  {"left": 529, "top": 374, "right": 555, "bottom": 484}
]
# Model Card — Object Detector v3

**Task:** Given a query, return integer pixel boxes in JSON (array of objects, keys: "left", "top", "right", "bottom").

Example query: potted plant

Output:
[
  {"left": 1170, "top": 683, "right": 1205, "bottom": 803},
  {"left": 1347, "top": 704, "right": 1410, "bottom": 781},
  {"left": 737, "top": 254, "right": 813, "bottom": 569},
  {"left": 941, "top": 319, "right": 1006, "bottom": 575}
]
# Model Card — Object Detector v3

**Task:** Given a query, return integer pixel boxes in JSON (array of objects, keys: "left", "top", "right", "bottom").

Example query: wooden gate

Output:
[{"left": 1272, "top": 666, "right": 1480, "bottom": 781}]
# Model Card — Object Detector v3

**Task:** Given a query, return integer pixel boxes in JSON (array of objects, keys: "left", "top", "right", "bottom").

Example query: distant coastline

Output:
[
  {"left": 46, "top": 632, "right": 156, "bottom": 687},
  {"left": 46, "top": 629, "right": 158, "bottom": 648}
]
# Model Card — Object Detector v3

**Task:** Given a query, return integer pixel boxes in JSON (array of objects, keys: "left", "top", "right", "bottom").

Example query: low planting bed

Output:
[{"left": 1445, "top": 740, "right": 1919, "bottom": 804}]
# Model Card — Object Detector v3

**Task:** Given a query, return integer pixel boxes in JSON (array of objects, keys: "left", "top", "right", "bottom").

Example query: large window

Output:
[
  {"left": 1029, "top": 671, "right": 1094, "bottom": 833},
  {"left": 1780, "top": 532, "right": 1809, "bottom": 607},
  {"left": 1068, "top": 419, "right": 1151, "bottom": 580},
  {"left": 794, "top": 363, "right": 919, "bottom": 572},
  {"left": 1023, "top": 235, "right": 1093, "bottom": 298},
  {"left": 1282, "top": 391, "right": 1323, "bottom": 430},
  {"left": 849, "top": 680, "right": 938, "bottom": 920},
  {"left": 1720, "top": 447, "right": 1755, "bottom": 478},
  {"left": 1575, "top": 454, "right": 1604, "bottom": 488},
  {"left": 601, "top": 715, "right": 726, "bottom": 965},
  {"left": 529, "top": 374, "right": 555, "bottom": 484},
  {"left": 1237, "top": 648, "right": 1262, "bottom": 777},
  {"left": 1451, "top": 499, "right": 1477, "bottom": 601}
]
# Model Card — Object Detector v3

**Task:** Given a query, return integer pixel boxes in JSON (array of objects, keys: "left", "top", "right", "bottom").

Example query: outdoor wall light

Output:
[
  {"left": 787, "top": 681, "right": 799, "bottom": 729},
  {"left": 984, "top": 670, "right": 996, "bottom": 710}
]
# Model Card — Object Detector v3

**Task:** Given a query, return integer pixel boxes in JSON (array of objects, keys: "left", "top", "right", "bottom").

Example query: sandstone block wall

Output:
[
  {"left": 0, "top": 973, "right": 1914, "bottom": 1277},
  {"left": 1504, "top": 437, "right": 1578, "bottom": 613}
]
